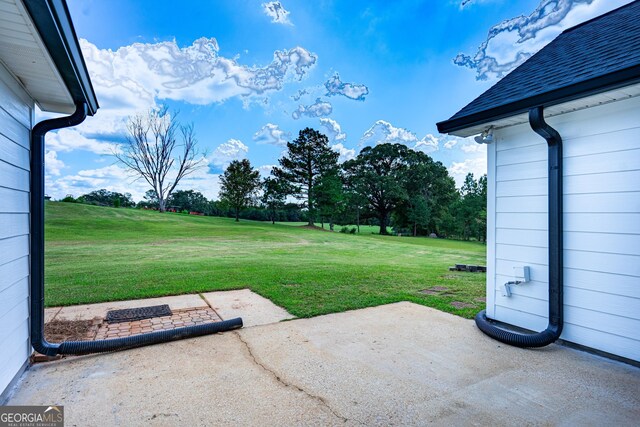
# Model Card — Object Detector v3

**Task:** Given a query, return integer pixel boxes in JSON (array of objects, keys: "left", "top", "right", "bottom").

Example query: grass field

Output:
[
  {"left": 276, "top": 222, "right": 381, "bottom": 234},
  {"left": 45, "top": 202, "right": 486, "bottom": 318}
]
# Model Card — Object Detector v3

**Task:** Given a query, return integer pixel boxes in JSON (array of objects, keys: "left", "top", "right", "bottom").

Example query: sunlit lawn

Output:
[{"left": 46, "top": 202, "right": 486, "bottom": 318}]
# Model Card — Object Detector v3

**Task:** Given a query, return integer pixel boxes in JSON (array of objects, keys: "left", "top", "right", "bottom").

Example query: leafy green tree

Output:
[
  {"left": 315, "top": 169, "right": 345, "bottom": 231},
  {"left": 261, "top": 176, "right": 289, "bottom": 224},
  {"left": 404, "top": 196, "right": 430, "bottom": 236},
  {"left": 80, "top": 189, "right": 135, "bottom": 208},
  {"left": 343, "top": 143, "right": 411, "bottom": 235},
  {"left": 219, "top": 159, "right": 261, "bottom": 222},
  {"left": 396, "top": 151, "right": 457, "bottom": 236},
  {"left": 137, "top": 189, "right": 159, "bottom": 209},
  {"left": 167, "top": 189, "right": 208, "bottom": 213},
  {"left": 441, "top": 173, "right": 487, "bottom": 240},
  {"left": 272, "top": 127, "right": 339, "bottom": 226},
  {"left": 460, "top": 173, "right": 487, "bottom": 241}
]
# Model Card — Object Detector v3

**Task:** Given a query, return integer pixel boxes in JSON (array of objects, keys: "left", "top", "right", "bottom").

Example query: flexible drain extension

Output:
[{"left": 58, "top": 318, "right": 243, "bottom": 355}]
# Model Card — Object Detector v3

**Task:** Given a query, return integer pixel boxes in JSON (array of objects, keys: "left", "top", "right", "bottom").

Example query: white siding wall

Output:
[
  {"left": 0, "top": 63, "right": 32, "bottom": 397},
  {"left": 488, "top": 94, "right": 640, "bottom": 362}
]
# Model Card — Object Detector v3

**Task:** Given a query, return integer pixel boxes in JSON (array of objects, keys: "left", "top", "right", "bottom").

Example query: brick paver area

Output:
[{"left": 94, "top": 307, "right": 221, "bottom": 340}]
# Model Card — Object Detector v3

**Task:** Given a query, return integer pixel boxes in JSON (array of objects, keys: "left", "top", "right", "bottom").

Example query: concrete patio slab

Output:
[
  {"left": 44, "top": 307, "right": 62, "bottom": 323},
  {"left": 8, "top": 302, "right": 640, "bottom": 426},
  {"left": 52, "top": 294, "right": 207, "bottom": 321},
  {"left": 202, "top": 289, "right": 295, "bottom": 327}
]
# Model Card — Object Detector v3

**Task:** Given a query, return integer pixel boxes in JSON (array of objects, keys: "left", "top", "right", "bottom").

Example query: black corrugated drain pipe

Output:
[
  {"left": 31, "top": 103, "right": 243, "bottom": 356},
  {"left": 474, "top": 105, "right": 563, "bottom": 348}
]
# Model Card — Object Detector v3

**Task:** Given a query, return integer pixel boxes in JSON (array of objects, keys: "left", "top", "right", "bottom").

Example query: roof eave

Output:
[
  {"left": 22, "top": 0, "right": 99, "bottom": 116},
  {"left": 437, "top": 64, "right": 640, "bottom": 135}
]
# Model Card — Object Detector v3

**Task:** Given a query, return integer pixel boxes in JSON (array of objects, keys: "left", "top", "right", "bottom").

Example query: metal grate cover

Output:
[{"left": 105, "top": 304, "right": 172, "bottom": 323}]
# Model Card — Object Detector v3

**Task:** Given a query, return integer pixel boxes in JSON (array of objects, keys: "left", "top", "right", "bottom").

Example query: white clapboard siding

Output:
[
  {"left": 0, "top": 277, "right": 28, "bottom": 317},
  {"left": 0, "top": 64, "right": 32, "bottom": 397},
  {"left": 488, "top": 93, "right": 640, "bottom": 361},
  {"left": 494, "top": 277, "right": 640, "bottom": 320},
  {"left": 0, "top": 158, "right": 29, "bottom": 192},
  {"left": 0, "top": 335, "right": 29, "bottom": 399},
  {"left": 0, "top": 134, "right": 28, "bottom": 170},
  {"left": 0, "top": 213, "right": 28, "bottom": 240},
  {"left": 0, "top": 107, "right": 29, "bottom": 149},
  {"left": 0, "top": 256, "right": 28, "bottom": 293},
  {"left": 0, "top": 186, "right": 28, "bottom": 213},
  {"left": 0, "top": 298, "right": 28, "bottom": 345},
  {"left": 0, "top": 235, "right": 28, "bottom": 267}
]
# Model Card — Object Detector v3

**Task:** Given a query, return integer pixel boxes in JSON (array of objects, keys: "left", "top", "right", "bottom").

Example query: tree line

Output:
[
  {"left": 60, "top": 108, "right": 487, "bottom": 240},
  {"left": 218, "top": 127, "right": 487, "bottom": 239}
]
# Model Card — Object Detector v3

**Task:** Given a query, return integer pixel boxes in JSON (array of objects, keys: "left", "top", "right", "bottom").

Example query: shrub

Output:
[{"left": 61, "top": 195, "right": 76, "bottom": 203}]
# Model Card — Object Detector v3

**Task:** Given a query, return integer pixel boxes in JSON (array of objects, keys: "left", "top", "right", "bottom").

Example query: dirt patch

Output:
[
  {"left": 44, "top": 318, "right": 101, "bottom": 342},
  {"left": 474, "top": 297, "right": 486, "bottom": 303},
  {"left": 419, "top": 290, "right": 440, "bottom": 295},
  {"left": 450, "top": 302, "right": 475, "bottom": 309}
]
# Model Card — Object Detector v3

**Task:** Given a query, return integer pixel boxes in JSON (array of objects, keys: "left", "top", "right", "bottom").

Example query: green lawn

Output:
[
  {"left": 45, "top": 202, "right": 486, "bottom": 318},
  {"left": 276, "top": 221, "right": 381, "bottom": 234}
]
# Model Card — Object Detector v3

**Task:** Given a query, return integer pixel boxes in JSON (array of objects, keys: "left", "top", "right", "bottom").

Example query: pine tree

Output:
[{"left": 272, "top": 128, "right": 339, "bottom": 226}]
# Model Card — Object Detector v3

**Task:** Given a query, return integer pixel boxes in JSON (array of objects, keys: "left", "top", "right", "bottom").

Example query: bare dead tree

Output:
[{"left": 115, "top": 107, "right": 206, "bottom": 212}]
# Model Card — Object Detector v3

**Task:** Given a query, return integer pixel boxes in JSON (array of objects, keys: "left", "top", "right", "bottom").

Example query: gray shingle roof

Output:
[{"left": 437, "top": 1, "right": 640, "bottom": 134}]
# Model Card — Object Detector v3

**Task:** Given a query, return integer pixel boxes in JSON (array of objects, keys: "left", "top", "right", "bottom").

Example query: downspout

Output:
[
  {"left": 31, "top": 103, "right": 242, "bottom": 356},
  {"left": 474, "top": 105, "right": 563, "bottom": 348}
]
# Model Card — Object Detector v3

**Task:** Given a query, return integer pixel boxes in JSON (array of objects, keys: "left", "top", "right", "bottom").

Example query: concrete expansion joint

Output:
[{"left": 233, "top": 331, "right": 362, "bottom": 425}]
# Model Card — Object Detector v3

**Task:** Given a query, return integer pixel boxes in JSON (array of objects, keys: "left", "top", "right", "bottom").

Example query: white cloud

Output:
[
  {"left": 46, "top": 164, "right": 147, "bottom": 200},
  {"left": 444, "top": 139, "right": 458, "bottom": 149},
  {"left": 454, "top": 0, "right": 631, "bottom": 80},
  {"left": 81, "top": 38, "right": 316, "bottom": 107},
  {"left": 262, "top": 1, "right": 293, "bottom": 25},
  {"left": 324, "top": 73, "right": 369, "bottom": 101},
  {"left": 211, "top": 139, "right": 249, "bottom": 170},
  {"left": 319, "top": 118, "right": 346, "bottom": 142},
  {"left": 361, "top": 120, "right": 415, "bottom": 146},
  {"left": 360, "top": 120, "right": 440, "bottom": 153},
  {"left": 449, "top": 156, "right": 487, "bottom": 188},
  {"left": 253, "top": 123, "right": 291, "bottom": 147},
  {"left": 292, "top": 98, "right": 333, "bottom": 119},
  {"left": 46, "top": 161, "right": 223, "bottom": 202},
  {"left": 176, "top": 163, "right": 223, "bottom": 201},
  {"left": 460, "top": 142, "right": 486, "bottom": 153},
  {"left": 45, "top": 151, "right": 65, "bottom": 176},
  {"left": 46, "top": 128, "right": 119, "bottom": 155},
  {"left": 414, "top": 134, "right": 439, "bottom": 154},
  {"left": 257, "top": 164, "right": 276, "bottom": 177},
  {"left": 291, "top": 88, "right": 309, "bottom": 101},
  {"left": 45, "top": 35, "right": 318, "bottom": 200},
  {"left": 331, "top": 143, "right": 356, "bottom": 163}
]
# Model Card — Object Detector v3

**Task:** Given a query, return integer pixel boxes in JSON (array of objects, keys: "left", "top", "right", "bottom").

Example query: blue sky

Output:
[{"left": 44, "top": 0, "right": 632, "bottom": 200}]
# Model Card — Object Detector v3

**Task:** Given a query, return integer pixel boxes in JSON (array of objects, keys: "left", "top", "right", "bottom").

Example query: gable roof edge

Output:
[{"left": 437, "top": 63, "right": 640, "bottom": 134}]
